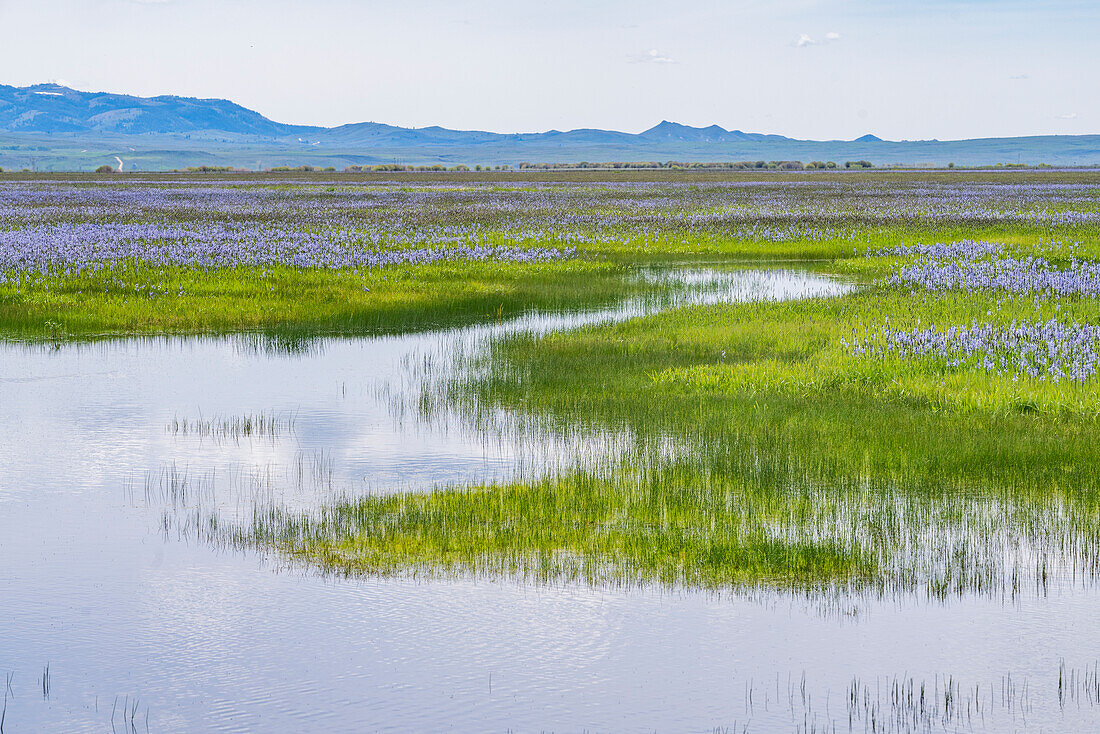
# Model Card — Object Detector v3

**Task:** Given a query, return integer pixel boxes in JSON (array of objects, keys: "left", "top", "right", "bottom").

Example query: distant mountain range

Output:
[
  {"left": 0, "top": 83, "right": 796, "bottom": 144},
  {"left": 0, "top": 83, "right": 1097, "bottom": 171}
]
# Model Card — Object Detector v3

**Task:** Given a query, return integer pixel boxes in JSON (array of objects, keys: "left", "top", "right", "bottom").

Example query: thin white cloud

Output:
[
  {"left": 1055, "top": 112, "right": 1078, "bottom": 120},
  {"left": 630, "top": 48, "right": 676, "bottom": 64},
  {"left": 795, "top": 32, "right": 841, "bottom": 48},
  {"left": 1010, "top": 73, "right": 1029, "bottom": 80}
]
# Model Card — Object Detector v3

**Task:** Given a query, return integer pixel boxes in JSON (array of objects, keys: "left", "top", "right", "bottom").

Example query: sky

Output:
[{"left": 0, "top": 0, "right": 1096, "bottom": 140}]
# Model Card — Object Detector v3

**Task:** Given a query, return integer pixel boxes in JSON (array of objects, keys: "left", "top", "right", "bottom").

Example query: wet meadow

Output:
[{"left": 2, "top": 169, "right": 1100, "bottom": 731}]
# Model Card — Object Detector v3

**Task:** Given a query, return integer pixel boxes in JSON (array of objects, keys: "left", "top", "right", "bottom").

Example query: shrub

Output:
[{"left": 95, "top": 165, "right": 116, "bottom": 174}]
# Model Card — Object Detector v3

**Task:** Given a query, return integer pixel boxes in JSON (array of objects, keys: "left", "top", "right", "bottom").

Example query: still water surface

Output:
[{"left": 1, "top": 269, "right": 1098, "bottom": 732}]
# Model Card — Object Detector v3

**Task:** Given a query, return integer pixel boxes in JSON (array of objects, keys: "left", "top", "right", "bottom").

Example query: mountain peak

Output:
[
  {"left": 643, "top": 120, "right": 693, "bottom": 133},
  {"left": 855, "top": 133, "right": 883, "bottom": 142},
  {"left": 638, "top": 121, "right": 781, "bottom": 143},
  {"left": 642, "top": 121, "right": 737, "bottom": 142}
]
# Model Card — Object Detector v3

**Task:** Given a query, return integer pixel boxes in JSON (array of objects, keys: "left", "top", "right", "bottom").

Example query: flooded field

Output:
[
  {"left": 0, "top": 267, "right": 964, "bottom": 733},
  {"left": 2, "top": 172, "right": 1100, "bottom": 732},
  {"left": 2, "top": 270, "right": 1097, "bottom": 732}
]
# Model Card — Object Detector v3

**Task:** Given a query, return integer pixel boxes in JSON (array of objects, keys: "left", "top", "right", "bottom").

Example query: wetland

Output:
[{"left": 2, "top": 170, "right": 1099, "bottom": 732}]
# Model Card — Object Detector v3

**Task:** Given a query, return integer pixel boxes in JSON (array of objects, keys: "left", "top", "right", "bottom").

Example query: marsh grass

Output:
[
  {"left": 171, "top": 285, "right": 1100, "bottom": 598},
  {"left": 128, "top": 464, "right": 216, "bottom": 509},
  {"left": 0, "top": 259, "right": 638, "bottom": 339},
  {"left": 0, "top": 672, "right": 10, "bottom": 734},
  {"left": 1059, "top": 660, "right": 1100, "bottom": 709},
  {"left": 244, "top": 473, "right": 875, "bottom": 592},
  {"left": 249, "top": 264, "right": 1100, "bottom": 596},
  {"left": 217, "top": 442, "right": 1100, "bottom": 598},
  {"left": 167, "top": 411, "right": 297, "bottom": 443}
]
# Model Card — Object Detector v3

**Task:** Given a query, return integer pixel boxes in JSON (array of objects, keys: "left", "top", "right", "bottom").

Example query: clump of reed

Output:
[{"left": 166, "top": 411, "right": 297, "bottom": 443}]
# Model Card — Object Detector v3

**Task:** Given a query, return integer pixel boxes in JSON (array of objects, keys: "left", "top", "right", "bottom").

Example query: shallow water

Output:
[{"left": 2, "top": 268, "right": 1098, "bottom": 733}]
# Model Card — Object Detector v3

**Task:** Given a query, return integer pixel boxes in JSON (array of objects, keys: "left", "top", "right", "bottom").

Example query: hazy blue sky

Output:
[{"left": 0, "top": 0, "right": 1095, "bottom": 140}]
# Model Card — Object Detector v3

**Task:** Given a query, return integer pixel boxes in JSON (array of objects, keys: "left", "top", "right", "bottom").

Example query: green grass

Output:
[
  {"left": 0, "top": 259, "right": 637, "bottom": 339},
  {"left": 4, "top": 221, "right": 1094, "bottom": 339},
  {"left": 242, "top": 251, "right": 1100, "bottom": 596},
  {"left": 648, "top": 291, "right": 1100, "bottom": 418},
  {"left": 253, "top": 471, "right": 876, "bottom": 592},
  {"left": 238, "top": 460, "right": 1100, "bottom": 598},
  {"left": 586, "top": 222, "right": 1100, "bottom": 264},
  {"left": 0, "top": 230, "right": 1077, "bottom": 341},
  {"left": 472, "top": 289, "right": 1100, "bottom": 480}
]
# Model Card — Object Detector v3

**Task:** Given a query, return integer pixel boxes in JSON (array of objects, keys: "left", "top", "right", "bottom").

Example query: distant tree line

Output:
[
  {"left": 268, "top": 165, "right": 337, "bottom": 172},
  {"left": 344, "top": 164, "right": 483, "bottom": 172},
  {"left": 339, "top": 161, "right": 864, "bottom": 173},
  {"left": 515, "top": 160, "right": 841, "bottom": 171},
  {"left": 69, "top": 159, "right": 1056, "bottom": 176},
  {"left": 179, "top": 165, "right": 239, "bottom": 173}
]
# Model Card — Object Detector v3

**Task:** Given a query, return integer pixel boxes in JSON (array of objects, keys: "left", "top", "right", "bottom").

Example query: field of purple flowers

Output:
[
  {"left": 0, "top": 170, "right": 1097, "bottom": 346},
  {"left": 843, "top": 235, "right": 1100, "bottom": 390},
  {"left": 2, "top": 171, "right": 1097, "bottom": 274}
]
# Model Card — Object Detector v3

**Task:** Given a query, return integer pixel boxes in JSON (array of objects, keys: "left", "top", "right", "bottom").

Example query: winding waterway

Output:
[{"left": 2, "top": 268, "right": 1098, "bottom": 732}]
